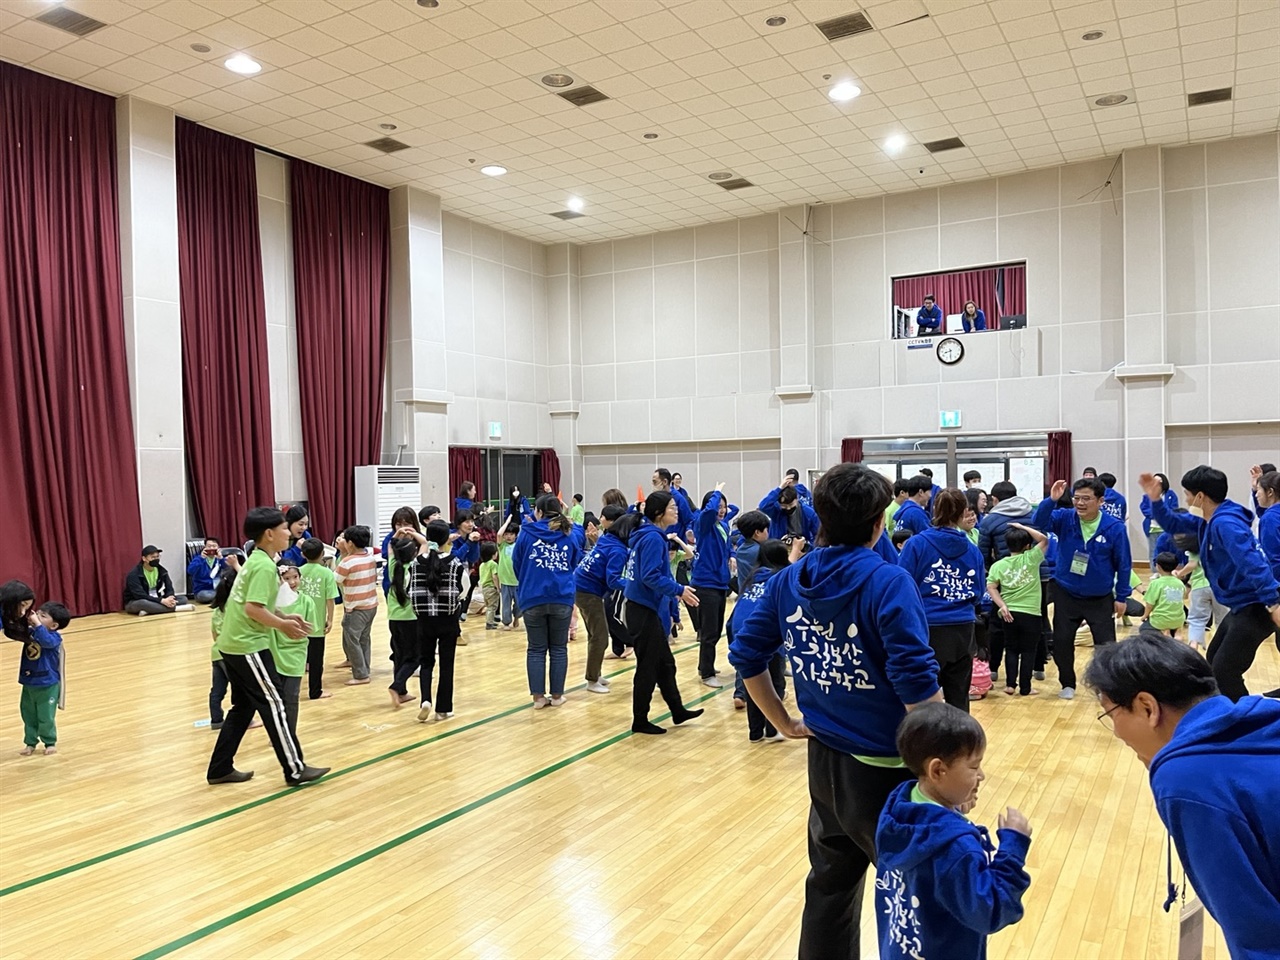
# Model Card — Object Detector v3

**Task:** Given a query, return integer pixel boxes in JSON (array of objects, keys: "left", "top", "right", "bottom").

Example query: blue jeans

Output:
[
  {"left": 501, "top": 584, "right": 521, "bottom": 626},
  {"left": 1187, "top": 586, "right": 1214, "bottom": 644},
  {"left": 524, "top": 603, "right": 571, "bottom": 697},
  {"left": 1146, "top": 532, "right": 1162, "bottom": 572}
]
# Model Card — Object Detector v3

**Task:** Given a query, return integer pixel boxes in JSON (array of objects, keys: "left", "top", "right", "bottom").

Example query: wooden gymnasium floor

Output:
[{"left": 2, "top": 586, "right": 1275, "bottom": 959}]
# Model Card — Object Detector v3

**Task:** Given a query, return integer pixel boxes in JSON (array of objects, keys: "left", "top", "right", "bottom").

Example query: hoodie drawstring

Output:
[{"left": 1162, "top": 833, "right": 1181, "bottom": 912}]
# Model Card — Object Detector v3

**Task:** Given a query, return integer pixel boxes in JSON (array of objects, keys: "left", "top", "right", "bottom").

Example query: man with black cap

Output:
[{"left": 123, "top": 545, "right": 191, "bottom": 615}]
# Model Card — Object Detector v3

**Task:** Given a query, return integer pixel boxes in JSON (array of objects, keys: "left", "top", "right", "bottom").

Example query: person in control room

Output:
[
  {"left": 961, "top": 300, "right": 987, "bottom": 333},
  {"left": 915, "top": 295, "right": 943, "bottom": 336}
]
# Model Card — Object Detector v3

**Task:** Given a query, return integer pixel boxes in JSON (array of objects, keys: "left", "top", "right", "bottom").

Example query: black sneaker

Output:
[
  {"left": 208, "top": 769, "right": 254, "bottom": 784},
  {"left": 210, "top": 721, "right": 224, "bottom": 731},
  {"left": 287, "top": 765, "right": 330, "bottom": 786}
]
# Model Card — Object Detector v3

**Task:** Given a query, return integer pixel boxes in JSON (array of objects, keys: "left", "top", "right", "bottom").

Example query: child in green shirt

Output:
[
  {"left": 568, "top": 494, "right": 586, "bottom": 526},
  {"left": 1177, "top": 549, "right": 1212, "bottom": 651},
  {"left": 1143, "top": 552, "right": 1187, "bottom": 639},
  {"left": 479, "top": 542, "right": 500, "bottom": 630},
  {"left": 297, "top": 538, "right": 338, "bottom": 701},
  {"left": 272, "top": 564, "right": 319, "bottom": 735},
  {"left": 497, "top": 514, "right": 521, "bottom": 630},
  {"left": 986, "top": 523, "right": 1049, "bottom": 697},
  {"left": 386, "top": 536, "right": 422, "bottom": 705}
]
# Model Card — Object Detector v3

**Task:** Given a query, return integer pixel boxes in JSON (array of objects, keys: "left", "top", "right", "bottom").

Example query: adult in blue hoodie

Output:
[
  {"left": 892, "top": 477, "right": 932, "bottom": 536},
  {"left": 784, "top": 468, "right": 814, "bottom": 508},
  {"left": 1253, "top": 469, "right": 1280, "bottom": 582},
  {"left": 1139, "top": 474, "right": 1179, "bottom": 571},
  {"left": 573, "top": 504, "right": 628, "bottom": 689},
  {"left": 1097, "top": 471, "right": 1127, "bottom": 522},
  {"left": 729, "top": 463, "right": 942, "bottom": 960},
  {"left": 759, "top": 480, "right": 819, "bottom": 545},
  {"left": 728, "top": 541, "right": 792, "bottom": 742},
  {"left": 513, "top": 495, "right": 583, "bottom": 707},
  {"left": 454, "top": 481, "right": 477, "bottom": 518},
  {"left": 621, "top": 491, "right": 703, "bottom": 735},
  {"left": 1033, "top": 477, "right": 1132, "bottom": 697},
  {"left": 915, "top": 295, "right": 942, "bottom": 335},
  {"left": 897, "top": 489, "right": 986, "bottom": 712},
  {"left": 1085, "top": 634, "right": 1280, "bottom": 960},
  {"left": 186, "top": 538, "right": 227, "bottom": 603},
  {"left": 1141, "top": 467, "right": 1280, "bottom": 701},
  {"left": 690, "top": 486, "right": 740, "bottom": 683}
]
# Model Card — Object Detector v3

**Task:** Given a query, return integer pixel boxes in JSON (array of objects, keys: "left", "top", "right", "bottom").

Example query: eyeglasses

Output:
[
  {"left": 1072, "top": 496, "right": 1097, "bottom": 504},
  {"left": 1097, "top": 702, "right": 1122, "bottom": 730}
]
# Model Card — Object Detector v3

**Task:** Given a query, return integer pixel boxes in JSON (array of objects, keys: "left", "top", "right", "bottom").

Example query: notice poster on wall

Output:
[{"left": 1009, "top": 457, "right": 1045, "bottom": 500}]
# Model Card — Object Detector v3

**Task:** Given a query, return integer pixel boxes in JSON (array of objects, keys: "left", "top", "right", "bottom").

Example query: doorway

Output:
[{"left": 860, "top": 434, "right": 1048, "bottom": 498}]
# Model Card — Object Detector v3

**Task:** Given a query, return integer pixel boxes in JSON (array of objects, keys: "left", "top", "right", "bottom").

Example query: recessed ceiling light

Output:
[
  {"left": 541, "top": 74, "right": 575, "bottom": 88},
  {"left": 1094, "top": 93, "right": 1129, "bottom": 107},
  {"left": 480, "top": 165, "right": 507, "bottom": 176},
  {"left": 224, "top": 54, "right": 261, "bottom": 75},
  {"left": 190, "top": 42, "right": 211, "bottom": 53},
  {"left": 765, "top": 15, "right": 787, "bottom": 27},
  {"left": 1081, "top": 30, "right": 1104, "bottom": 40},
  {"left": 827, "top": 81, "right": 861, "bottom": 102},
  {"left": 884, "top": 134, "right": 907, "bottom": 154},
  {"left": 643, "top": 132, "right": 659, "bottom": 139},
  {"left": 566, "top": 195, "right": 585, "bottom": 213},
  {"left": 707, "top": 171, "right": 734, "bottom": 181},
  {"left": 379, "top": 123, "right": 397, "bottom": 131}
]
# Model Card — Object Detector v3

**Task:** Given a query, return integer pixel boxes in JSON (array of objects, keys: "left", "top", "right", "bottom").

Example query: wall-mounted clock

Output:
[{"left": 936, "top": 336, "right": 964, "bottom": 365}]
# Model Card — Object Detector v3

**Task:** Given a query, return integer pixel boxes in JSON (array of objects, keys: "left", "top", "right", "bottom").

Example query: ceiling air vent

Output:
[
  {"left": 550, "top": 210, "right": 587, "bottom": 220},
  {"left": 557, "top": 86, "right": 610, "bottom": 107},
  {"left": 814, "top": 11, "right": 874, "bottom": 42},
  {"left": 716, "top": 178, "right": 755, "bottom": 191},
  {"left": 923, "top": 137, "right": 966, "bottom": 153},
  {"left": 364, "top": 137, "right": 411, "bottom": 154},
  {"left": 1188, "top": 87, "right": 1232, "bottom": 106},
  {"left": 35, "top": 5, "right": 108, "bottom": 37}
]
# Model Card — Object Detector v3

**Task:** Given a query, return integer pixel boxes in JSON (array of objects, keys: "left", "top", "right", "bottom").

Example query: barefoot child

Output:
[
  {"left": 875, "top": 703, "right": 1032, "bottom": 960},
  {"left": 17, "top": 602, "right": 71, "bottom": 756}
]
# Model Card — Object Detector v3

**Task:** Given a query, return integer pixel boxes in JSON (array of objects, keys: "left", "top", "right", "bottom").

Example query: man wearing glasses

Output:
[
  {"left": 1084, "top": 633, "right": 1280, "bottom": 960},
  {"left": 1033, "top": 476, "right": 1132, "bottom": 700}
]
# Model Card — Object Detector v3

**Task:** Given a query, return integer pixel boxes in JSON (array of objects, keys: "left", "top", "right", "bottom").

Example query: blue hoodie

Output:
[
  {"left": 279, "top": 531, "right": 311, "bottom": 569},
  {"left": 1139, "top": 490, "right": 1179, "bottom": 536},
  {"left": 1101, "top": 487, "right": 1127, "bottom": 522},
  {"left": 893, "top": 499, "right": 930, "bottom": 536},
  {"left": 455, "top": 496, "right": 474, "bottom": 516},
  {"left": 758, "top": 488, "right": 820, "bottom": 544},
  {"left": 691, "top": 491, "right": 739, "bottom": 590},
  {"left": 18, "top": 623, "right": 62, "bottom": 687},
  {"left": 1147, "top": 695, "right": 1280, "bottom": 960},
  {"left": 622, "top": 520, "right": 685, "bottom": 633},
  {"left": 874, "top": 530, "right": 898, "bottom": 564},
  {"left": 1258, "top": 505, "right": 1280, "bottom": 583},
  {"left": 1149, "top": 498, "right": 1280, "bottom": 610},
  {"left": 574, "top": 530, "right": 628, "bottom": 598},
  {"left": 794, "top": 482, "right": 813, "bottom": 509},
  {"left": 186, "top": 554, "right": 226, "bottom": 595},
  {"left": 512, "top": 519, "right": 582, "bottom": 610},
  {"left": 729, "top": 563, "right": 775, "bottom": 636},
  {"left": 897, "top": 527, "right": 985, "bottom": 626},
  {"left": 1153, "top": 531, "right": 1187, "bottom": 569},
  {"left": 729, "top": 545, "right": 940, "bottom": 758},
  {"left": 1033, "top": 499, "right": 1133, "bottom": 602},
  {"left": 916, "top": 303, "right": 943, "bottom": 331},
  {"left": 875, "top": 781, "right": 1031, "bottom": 960}
]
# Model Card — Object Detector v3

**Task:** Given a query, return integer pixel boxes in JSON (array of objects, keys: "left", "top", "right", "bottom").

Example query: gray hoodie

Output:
[{"left": 978, "top": 496, "right": 1035, "bottom": 567}]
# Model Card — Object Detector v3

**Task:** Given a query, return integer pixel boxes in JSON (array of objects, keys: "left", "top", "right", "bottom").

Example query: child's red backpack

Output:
[{"left": 969, "top": 658, "right": 992, "bottom": 700}]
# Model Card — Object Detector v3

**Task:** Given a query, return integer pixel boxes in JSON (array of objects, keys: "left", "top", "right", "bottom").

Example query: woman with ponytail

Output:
[
  {"left": 513, "top": 494, "right": 583, "bottom": 709},
  {"left": 404, "top": 520, "right": 470, "bottom": 722},
  {"left": 386, "top": 536, "right": 424, "bottom": 708}
]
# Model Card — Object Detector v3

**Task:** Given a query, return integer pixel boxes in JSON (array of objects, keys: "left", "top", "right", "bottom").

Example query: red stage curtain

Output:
[
  {"left": 449, "top": 447, "right": 482, "bottom": 507},
  {"left": 176, "top": 118, "right": 274, "bottom": 544},
  {"left": 0, "top": 63, "right": 143, "bottom": 614},
  {"left": 539, "top": 448, "right": 562, "bottom": 499},
  {"left": 1048, "top": 431, "right": 1073, "bottom": 495},
  {"left": 892, "top": 265, "right": 1027, "bottom": 331},
  {"left": 840, "top": 438, "right": 863, "bottom": 463},
  {"left": 292, "top": 160, "right": 389, "bottom": 541}
]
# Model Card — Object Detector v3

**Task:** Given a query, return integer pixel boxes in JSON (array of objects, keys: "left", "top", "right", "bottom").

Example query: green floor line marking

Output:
[
  {"left": 134, "top": 686, "right": 727, "bottom": 960},
  {"left": 0, "top": 641, "right": 703, "bottom": 898}
]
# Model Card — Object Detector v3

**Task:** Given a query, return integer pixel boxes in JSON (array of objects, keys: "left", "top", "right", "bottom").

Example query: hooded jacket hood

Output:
[
  {"left": 877, "top": 783, "right": 984, "bottom": 873},
  {"left": 1149, "top": 694, "right": 1280, "bottom": 777},
  {"left": 794, "top": 542, "right": 883, "bottom": 624},
  {"left": 922, "top": 525, "right": 974, "bottom": 560},
  {"left": 989, "top": 496, "right": 1033, "bottom": 517}
]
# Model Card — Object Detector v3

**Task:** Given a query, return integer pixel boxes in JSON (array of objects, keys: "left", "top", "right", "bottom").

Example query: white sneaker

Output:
[
  {"left": 175, "top": 604, "right": 194, "bottom": 612},
  {"left": 549, "top": 695, "right": 567, "bottom": 707},
  {"left": 417, "top": 702, "right": 433, "bottom": 722},
  {"left": 763, "top": 731, "right": 786, "bottom": 742},
  {"left": 701, "top": 676, "right": 724, "bottom": 689},
  {"left": 1058, "top": 687, "right": 1075, "bottom": 700},
  {"left": 136, "top": 610, "right": 149, "bottom": 617},
  {"left": 434, "top": 711, "right": 454, "bottom": 721},
  {"left": 598, "top": 675, "right": 611, "bottom": 685},
  {"left": 586, "top": 681, "right": 610, "bottom": 694}
]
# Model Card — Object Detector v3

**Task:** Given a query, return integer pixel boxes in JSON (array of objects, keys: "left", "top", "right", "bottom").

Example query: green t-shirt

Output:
[
  {"left": 1188, "top": 553, "right": 1209, "bottom": 590},
  {"left": 269, "top": 592, "right": 317, "bottom": 677},
  {"left": 1130, "top": 569, "right": 1141, "bottom": 589},
  {"left": 498, "top": 541, "right": 519, "bottom": 586},
  {"left": 385, "top": 557, "right": 416, "bottom": 622},
  {"left": 910, "top": 783, "right": 943, "bottom": 806},
  {"left": 885, "top": 500, "right": 903, "bottom": 534},
  {"left": 479, "top": 559, "right": 499, "bottom": 590},
  {"left": 210, "top": 607, "right": 224, "bottom": 662},
  {"left": 215, "top": 548, "right": 280, "bottom": 656},
  {"left": 1080, "top": 515, "right": 1101, "bottom": 542},
  {"left": 988, "top": 549, "right": 1043, "bottom": 616},
  {"left": 568, "top": 503, "right": 585, "bottom": 525},
  {"left": 854, "top": 754, "right": 906, "bottom": 769},
  {"left": 965, "top": 527, "right": 979, "bottom": 545},
  {"left": 298, "top": 562, "right": 340, "bottom": 614},
  {"left": 1147, "top": 574, "right": 1187, "bottom": 630},
  {"left": 143, "top": 565, "right": 159, "bottom": 593}
]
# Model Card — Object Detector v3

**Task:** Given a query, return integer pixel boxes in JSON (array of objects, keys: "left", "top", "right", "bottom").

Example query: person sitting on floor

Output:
[
  {"left": 187, "top": 537, "right": 228, "bottom": 604},
  {"left": 123, "top": 545, "right": 191, "bottom": 616}
]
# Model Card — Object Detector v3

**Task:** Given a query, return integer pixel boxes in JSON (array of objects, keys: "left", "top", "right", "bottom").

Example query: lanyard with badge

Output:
[{"left": 1070, "top": 517, "right": 1096, "bottom": 576}]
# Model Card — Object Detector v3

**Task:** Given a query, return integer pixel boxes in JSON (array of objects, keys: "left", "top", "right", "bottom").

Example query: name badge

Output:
[{"left": 1070, "top": 550, "right": 1089, "bottom": 576}]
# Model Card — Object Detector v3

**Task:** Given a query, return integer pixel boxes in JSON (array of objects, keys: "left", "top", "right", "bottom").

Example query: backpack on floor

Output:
[{"left": 969, "top": 657, "right": 992, "bottom": 700}]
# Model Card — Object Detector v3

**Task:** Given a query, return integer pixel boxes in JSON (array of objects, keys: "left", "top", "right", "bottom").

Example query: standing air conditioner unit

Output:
[{"left": 354, "top": 465, "right": 421, "bottom": 545}]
